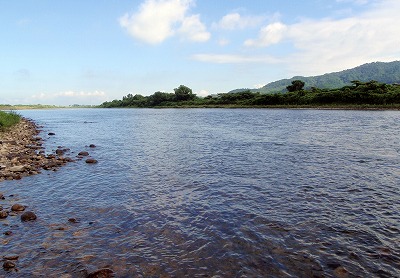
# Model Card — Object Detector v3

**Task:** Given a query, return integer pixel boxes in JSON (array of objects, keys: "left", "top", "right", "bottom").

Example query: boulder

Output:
[
  {"left": 86, "top": 268, "right": 114, "bottom": 278},
  {"left": 11, "top": 204, "right": 25, "bottom": 212},
  {"left": 0, "top": 211, "right": 8, "bottom": 219},
  {"left": 9, "top": 166, "right": 25, "bottom": 172},
  {"left": 79, "top": 151, "right": 89, "bottom": 156},
  {"left": 21, "top": 211, "right": 37, "bottom": 221},
  {"left": 85, "top": 159, "right": 98, "bottom": 164}
]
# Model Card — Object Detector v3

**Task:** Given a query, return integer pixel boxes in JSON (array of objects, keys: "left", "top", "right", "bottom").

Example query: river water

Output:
[{"left": 1, "top": 108, "right": 399, "bottom": 277}]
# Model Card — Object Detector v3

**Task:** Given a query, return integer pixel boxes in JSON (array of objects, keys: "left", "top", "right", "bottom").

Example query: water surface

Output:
[{"left": 1, "top": 108, "right": 399, "bottom": 277}]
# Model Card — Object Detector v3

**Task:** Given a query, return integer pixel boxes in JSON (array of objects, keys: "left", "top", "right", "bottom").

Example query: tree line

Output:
[{"left": 99, "top": 81, "right": 400, "bottom": 108}]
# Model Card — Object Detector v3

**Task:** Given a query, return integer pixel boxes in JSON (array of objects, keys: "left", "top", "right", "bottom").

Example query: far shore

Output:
[{"left": 2, "top": 104, "right": 400, "bottom": 111}]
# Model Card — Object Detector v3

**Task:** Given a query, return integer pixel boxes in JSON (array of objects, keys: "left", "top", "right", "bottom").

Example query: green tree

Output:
[
  {"left": 286, "top": 80, "right": 305, "bottom": 92},
  {"left": 174, "top": 85, "right": 196, "bottom": 101}
]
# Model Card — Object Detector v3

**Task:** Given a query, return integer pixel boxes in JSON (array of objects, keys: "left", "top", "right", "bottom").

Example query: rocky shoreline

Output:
[
  {"left": 0, "top": 118, "right": 74, "bottom": 182},
  {"left": 0, "top": 118, "right": 106, "bottom": 276}
]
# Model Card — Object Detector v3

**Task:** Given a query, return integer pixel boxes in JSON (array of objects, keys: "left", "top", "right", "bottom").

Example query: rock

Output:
[
  {"left": 86, "top": 268, "right": 114, "bottom": 278},
  {"left": 21, "top": 211, "right": 37, "bottom": 221},
  {"left": 79, "top": 151, "right": 89, "bottom": 156},
  {"left": 85, "top": 159, "right": 98, "bottom": 164},
  {"left": 3, "top": 261, "right": 16, "bottom": 270},
  {"left": 0, "top": 211, "right": 8, "bottom": 218},
  {"left": 333, "top": 266, "right": 349, "bottom": 278},
  {"left": 68, "top": 218, "right": 79, "bottom": 223},
  {"left": 3, "top": 254, "right": 19, "bottom": 260},
  {"left": 56, "top": 149, "right": 65, "bottom": 155},
  {"left": 89, "top": 144, "right": 96, "bottom": 148},
  {"left": 3, "top": 231, "right": 12, "bottom": 236},
  {"left": 11, "top": 204, "right": 25, "bottom": 212},
  {"left": 9, "top": 165, "right": 25, "bottom": 172},
  {"left": 0, "top": 193, "right": 4, "bottom": 199},
  {"left": 48, "top": 132, "right": 56, "bottom": 136}
]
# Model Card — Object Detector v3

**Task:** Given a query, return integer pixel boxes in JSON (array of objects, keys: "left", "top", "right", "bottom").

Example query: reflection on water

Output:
[{"left": 1, "top": 108, "right": 399, "bottom": 277}]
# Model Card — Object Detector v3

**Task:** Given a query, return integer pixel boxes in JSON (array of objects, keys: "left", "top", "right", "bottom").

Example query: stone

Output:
[
  {"left": 86, "top": 268, "right": 114, "bottom": 278},
  {"left": 56, "top": 149, "right": 65, "bottom": 155},
  {"left": 68, "top": 218, "right": 79, "bottom": 223},
  {"left": 0, "top": 193, "right": 4, "bottom": 199},
  {"left": 78, "top": 151, "right": 89, "bottom": 156},
  {"left": 3, "top": 254, "right": 19, "bottom": 260},
  {"left": 3, "top": 231, "right": 12, "bottom": 236},
  {"left": 21, "top": 211, "right": 37, "bottom": 221},
  {"left": 9, "top": 165, "right": 25, "bottom": 172},
  {"left": 85, "top": 159, "right": 98, "bottom": 164},
  {"left": 0, "top": 211, "right": 8, "bottom": 218},
  {"left": 89, "top": 144, "right": 96, "bottom": 148},
  {"left": 3, "top": 261, "right": 16, "bottom": 270},
  {"left": 11, "top": 204, "right": 25, "bottom": 212},
  {"left": 333, "top": 266, "right": 349, "bottom": 278},
  {"left": 48, "top": 132, "right": 56, "bottom": 136}
]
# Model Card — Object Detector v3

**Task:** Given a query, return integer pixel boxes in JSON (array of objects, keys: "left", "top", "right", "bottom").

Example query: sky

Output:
[{"left": 1, "top": 0, "right": 399, "bottom": 105}]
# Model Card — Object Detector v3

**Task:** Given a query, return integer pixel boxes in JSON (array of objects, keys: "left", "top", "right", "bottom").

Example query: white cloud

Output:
[
  {"left": 244, "top": 22, "right": 287, "bottom": 47},
  {"left": 119, "top": 0, "right": 209, "bottom": 44},
  {"left": 196, "top": 89, "right": 209, "bottom": 97},
  {"left": 192, "top": 54, "right": 279, "bottom": 64},
  {"left": 178, "top": 15, "right": 210, "bottom": 42},
  {"left": 31, "top": 91, "right": 108, "bottom": 105},
  {"left": 213, "top": 13, "right": 265, "bottom": 30}
]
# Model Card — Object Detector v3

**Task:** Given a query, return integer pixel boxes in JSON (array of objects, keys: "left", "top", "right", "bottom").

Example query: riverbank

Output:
[{"left": 0, "top": 118, "right": 73, "bottom": 182}]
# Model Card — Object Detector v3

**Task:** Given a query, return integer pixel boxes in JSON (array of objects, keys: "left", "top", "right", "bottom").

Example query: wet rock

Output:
[
  {"left": 86, "top": 268, "right": 114, "bottom": 278},
  {"left": 3, "top": 261, "right": 16, "bottom": 270},
  {"left": 333, "top": 266, "right": 349, "bottom": 278},
  {"left": 3, "top": 231, "right": 12, "bottom": 236},
  {"left": 89, "top": 144, "right": 96, "bottom": 148},
  {"left": 48, "top": 132, "right": 56, "bottom": 136},
  {"left": 0, "top": 193, "right": 4, "bottom": 199},
  {"left": 0, "top": 211, "right": 8, "bottom": 218},
  {"left": 68, "top": 218, "right": 79, "bottom": 223},
  {"left": 11, "top": 204, "right": 25, "bottom": 212},
  {"left": 79, "top": 151, "right": 89, "bottom": 156},
  {"left": 21, "top": 211, "right": 37, "bottom": 221},
  {"left": 56, "top": 149, "right": 65, "bottom": 155},
  {"left": 3, "top": 254, "right": 19, "bottom": 260},
  {"left": 85, "top": 159, "right": 98, "bottom": 164}
]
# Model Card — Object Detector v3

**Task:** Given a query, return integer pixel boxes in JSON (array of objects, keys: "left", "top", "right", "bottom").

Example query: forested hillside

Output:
[{"left": 231, "top": 61, "right": 400, "bottom": 94}]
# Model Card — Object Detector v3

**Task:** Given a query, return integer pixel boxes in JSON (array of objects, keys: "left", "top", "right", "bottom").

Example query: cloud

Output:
[
  {"left": 213, "top": 13, "right": 265, "bottom": 30},
  {"left": 31, "top": 91, "right": 108, "bottom": 105},
  {"left": 244, "top": 22, "right": 287, "bottom": 47},
  {"left": 192, "top": 53, "right": 279, "bottom": 64},
  {"left": 178, "top": 15, "right": 210, "bottom": 42},
  {"left": 119, "top": 0, "right": 209, "bottom": 44}
]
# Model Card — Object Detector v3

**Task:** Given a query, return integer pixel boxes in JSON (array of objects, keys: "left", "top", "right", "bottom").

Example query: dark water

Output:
[{"left": 1, "top": 108, "right": 399, "bottom": 277}]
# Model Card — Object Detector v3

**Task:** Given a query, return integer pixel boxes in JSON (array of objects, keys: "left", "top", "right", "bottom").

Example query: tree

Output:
[
  {"left": 286, "top": 80, "right": 305, "bottom": 92},
  {"left": 174, "top": 85, "right": 196, "bottom": 101}
]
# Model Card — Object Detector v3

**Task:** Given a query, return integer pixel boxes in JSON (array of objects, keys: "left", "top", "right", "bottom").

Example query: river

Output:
[{"left": 1, "top": 108, "right": 399, "bottom": 277}]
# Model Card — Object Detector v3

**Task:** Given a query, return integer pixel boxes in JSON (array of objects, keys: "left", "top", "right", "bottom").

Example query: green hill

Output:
[{"left": 231, "top": 61, "right": 400, "bottom": 94}]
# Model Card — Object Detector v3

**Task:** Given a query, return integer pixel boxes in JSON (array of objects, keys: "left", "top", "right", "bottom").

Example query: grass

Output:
[{"left": 0, "top": 110, "right": 21, "bottom": 131}]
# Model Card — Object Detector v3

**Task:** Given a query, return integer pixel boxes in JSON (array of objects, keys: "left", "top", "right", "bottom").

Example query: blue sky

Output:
[{"left": 1, "top": 0, "right": 399, "bottom": 105}]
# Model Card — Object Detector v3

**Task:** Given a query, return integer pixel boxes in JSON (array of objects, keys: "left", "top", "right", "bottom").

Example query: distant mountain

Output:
[{"left": 231, "top": 61, "right": 400, "bottom": 94}]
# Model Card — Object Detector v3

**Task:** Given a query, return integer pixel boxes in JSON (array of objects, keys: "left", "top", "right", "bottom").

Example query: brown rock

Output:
[
  {"left": 0, "top": 211, "right": 8, "bottom": 218},
  {"left": 3, "top": 231, "right": 12, "bottom": 236},
  {"left": 333, "top": 266, "right": 349, "bottom": 278},
  {"left": 86, "top": 268, "right": 114, "bottom": 278},
  {"left": 11, "top": 204, "right": 25, "bottom": 212},
  {"left": 3, "top": 254, "right": 19, "bottom": 260},
  {"left": 89, "top": 144, "right": 96, "bottom": 148},
  {"left": 85, "top": 159, "right": 98, "bottom": 164},
  {"left": 48, "top": 132, "right": 56, "bottom": 136},
  {"left": 21, "top": 211, "right": 37, "bottom": 221},
  {"left": 79, "top": 151, "right": 89, "bottom": 156},
  {"left": 3, "top": 261, "right": 16, "bottom": 270},
  {"left": 9, "top": 165, "right": 25, "bottom": 172}
]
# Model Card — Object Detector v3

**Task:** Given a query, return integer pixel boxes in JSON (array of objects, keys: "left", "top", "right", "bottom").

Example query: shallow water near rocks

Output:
[{"left": 1, "top": 108, "right": 399, "bottom": 277}]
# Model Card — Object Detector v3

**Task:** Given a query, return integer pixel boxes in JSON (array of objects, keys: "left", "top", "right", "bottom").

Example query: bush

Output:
[{"left": 0, "top": 111, "right": 21, "bottom": 131}]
